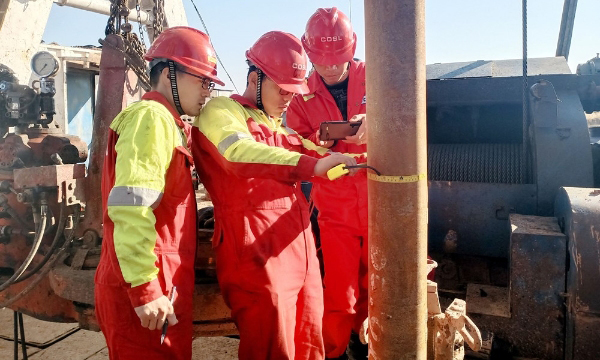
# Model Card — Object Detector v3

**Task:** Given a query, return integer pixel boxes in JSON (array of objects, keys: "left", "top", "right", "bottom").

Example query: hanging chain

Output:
[
  {"left": 153, "top": 0, "right": 165, "bottom": 37},
  {"left": 104, "top": 0, "right": 151, "bottom": 91},
  {"left": 135, "top": 0, "right": 147, "bottom": 52},
  {"left": 105, "top": 0, "right": 121, "bottom": 36}
]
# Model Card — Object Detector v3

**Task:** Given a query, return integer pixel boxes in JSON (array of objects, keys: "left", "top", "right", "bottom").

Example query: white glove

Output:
[{"left": 359, "top": 317, "right": 369, "bottom": 345}]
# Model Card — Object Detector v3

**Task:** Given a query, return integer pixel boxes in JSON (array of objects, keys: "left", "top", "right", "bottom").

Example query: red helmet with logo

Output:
[
  {"left": 246, "top": 31, "right": 309, "bottom": 94},
  {"left": 301, "top": 7, "right": 357, "bottom": 65},
  {"left": 145, "top": 26, "right": 224, "bottom": 86}
]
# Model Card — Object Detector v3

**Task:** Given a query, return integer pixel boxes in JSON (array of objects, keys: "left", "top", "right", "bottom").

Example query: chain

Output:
[
  {"left": 135, "top": 0, "right": 147, "bottom": 52},
  {"left": 153, "top": 0, "right": 165, "bottom": 37},
  {"left": 105, "top": 0, "right": 124, "bottom": 36},
  {"left": 124, "top": 35, "right": 151, "bottom": 91},
  {"left": 104, "top": 0, "right": 151, "bottom": 91}
]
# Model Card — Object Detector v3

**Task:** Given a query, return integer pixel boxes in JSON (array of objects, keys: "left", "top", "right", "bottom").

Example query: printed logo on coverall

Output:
[{"left": 293, "top": 63, "right": 307, "bottom": 70}]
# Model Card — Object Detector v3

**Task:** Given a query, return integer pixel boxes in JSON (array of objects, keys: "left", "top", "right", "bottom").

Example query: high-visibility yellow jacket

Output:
[
  {"left": 190, "top": 95, "right": 366, "bottom": 249},
  {"left": 96, "top": 91, "right": 197, "bottom": 309}
]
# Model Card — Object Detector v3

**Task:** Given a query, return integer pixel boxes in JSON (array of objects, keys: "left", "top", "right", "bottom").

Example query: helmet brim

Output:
[
  {"left": 146, "top": 56, "right": 226, "bottom": 87},
  {"left": 279, "top": 82, "right": 310, "bottom": 95},
  {"left": 184, "top": 65, "right": 226, "bottom": 86},
  {"left": 307, "top": 51, "right": 354, "bottom": 66}
]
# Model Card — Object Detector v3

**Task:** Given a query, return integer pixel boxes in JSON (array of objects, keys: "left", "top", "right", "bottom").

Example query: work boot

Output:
[{"left": 347, "top": 331, "right": 368, "bottom": 360}]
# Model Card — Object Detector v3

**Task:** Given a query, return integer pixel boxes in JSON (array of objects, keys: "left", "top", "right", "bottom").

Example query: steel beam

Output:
[
  {"left": 365, "top": 0, "right": 428, "bottom": 358},
  {"left": 556, "top": 0, "right": 578, "bottom": 60},
  {"left": 54, "top": 0, "right": 152, "bottom": 25}
]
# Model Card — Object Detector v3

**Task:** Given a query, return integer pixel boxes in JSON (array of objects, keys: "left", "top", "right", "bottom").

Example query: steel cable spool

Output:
[{"left": 428, "top": 144, "right": 524, "bottom": 184}]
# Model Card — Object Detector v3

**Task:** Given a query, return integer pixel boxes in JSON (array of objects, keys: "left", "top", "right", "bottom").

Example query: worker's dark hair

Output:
[
  {"left": 246, "top": 61, "right": 265, "bottom": 87},
  {"left": 149, "top": 61, "right": 170, "bottom": 87}
]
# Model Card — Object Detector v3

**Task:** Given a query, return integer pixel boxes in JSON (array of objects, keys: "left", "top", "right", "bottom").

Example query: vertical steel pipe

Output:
[
  {"left": 365, "top": 0, "right": 428, "bottom": 359},
  {"left": 79, "top": 34, "right": 127, "bottom": 236}
]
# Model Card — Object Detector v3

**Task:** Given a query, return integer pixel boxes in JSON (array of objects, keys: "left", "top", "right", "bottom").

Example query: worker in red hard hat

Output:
[
  {"left": 95, "top": 26, "right": 223, "bottom": 360},
  {"left": 286, "top": 8, "right": 369, "bottom": 360},
  {"left": 189, "top": 31, "right": 365, "bottom": 360}
]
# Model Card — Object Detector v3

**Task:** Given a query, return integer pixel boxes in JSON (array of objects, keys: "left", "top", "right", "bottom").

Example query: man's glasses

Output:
[
  {"left": 178, "top": 69, "right": 216, "bottom": 91},
  {"left": 264, "top": 76, "right": 291, "bottom": 96}
]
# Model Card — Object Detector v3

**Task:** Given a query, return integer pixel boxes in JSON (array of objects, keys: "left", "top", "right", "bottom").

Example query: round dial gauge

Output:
[{"left": 31, "top": 51, "right": 59, "bottom": 77}]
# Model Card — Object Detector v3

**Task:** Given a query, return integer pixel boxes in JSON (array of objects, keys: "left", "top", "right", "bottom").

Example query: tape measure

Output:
[
  {"left": 327, "top": 164, "right": 426, "bottom": 183},
  {"left": 367, "top": 172, "right": 426, "bottom": 183}
]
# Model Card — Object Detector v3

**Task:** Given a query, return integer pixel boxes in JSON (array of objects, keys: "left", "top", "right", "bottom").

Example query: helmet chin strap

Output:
[
  {"left": 168, "top": 60, "right": 185, "bottom": 116},
  {"left": 255, "top": 68, "right": 265, "bottom": 112}
]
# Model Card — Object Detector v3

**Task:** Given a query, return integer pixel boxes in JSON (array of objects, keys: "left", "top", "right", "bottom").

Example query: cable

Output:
[
  {"left": 349, "top": 0, "right": 352, "bottom": 23},
  {"left": 521, "top": 0, "right": 529, "bottom": 184},
  {"left": 13, "top": 201, "right": 67, "bottom": 284},
  {"left": 345, "top": 164, "right": 382, "bottom": 175},
  {"left": 188, "top": 0, "right": 240, "bottom": 93},
  {"left": 0, "top": 203, "right": 48, "bottom": 293},
  {"left": 0, "top": 205, "right": 81, "bottom": 309}
]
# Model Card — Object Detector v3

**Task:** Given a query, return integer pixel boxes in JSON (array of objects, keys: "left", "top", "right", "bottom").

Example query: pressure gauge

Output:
[{"left": 31, "top": 51, "right": 59, "bottom": 78}]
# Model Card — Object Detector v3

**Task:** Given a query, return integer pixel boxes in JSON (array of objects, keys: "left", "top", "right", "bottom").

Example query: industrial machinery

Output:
[
  {"left": 0, "top": 0, "right": 235, "bottom": 339},
  {"left": 0, "top": 50, "right": 233, "bottom": 336},
  {"left": 425, "top": 55, "right": 600, "bottom": 359},
  {"left": 0, "top": 0, "right": 599, "bottom": 359}
]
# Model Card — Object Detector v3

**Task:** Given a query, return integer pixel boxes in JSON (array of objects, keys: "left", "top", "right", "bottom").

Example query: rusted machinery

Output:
[
  {"left": 0, "top": 43, "right": 234, "bottom": 336},
  {"left": 425, "top": 55, "right": 600, "bottom": 359}
]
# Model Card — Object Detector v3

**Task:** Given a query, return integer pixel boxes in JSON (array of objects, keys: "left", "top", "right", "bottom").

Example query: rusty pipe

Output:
[
  {"left": 365, "top": 0, "right": 428, "bottom": 358},
  {"left": 79, "top": 34, "right": 127, "bottom": 237}
]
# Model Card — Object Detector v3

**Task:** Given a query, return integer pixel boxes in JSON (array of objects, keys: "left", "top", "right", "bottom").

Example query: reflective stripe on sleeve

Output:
[
  {"left": 107, "top": 186, "right": 163, "bottom": 209},
  {"left": 217, "top": 132, "right": 251, "bottom": 155}
]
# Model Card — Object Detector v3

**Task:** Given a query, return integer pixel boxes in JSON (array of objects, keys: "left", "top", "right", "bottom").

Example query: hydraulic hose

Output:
[
  {"left": 0, "top": 202, "right": 48, "bottom": 292},
  {"left": 0, "top": 205, "right": 81, "bottom": 308},
  {"left": 13, "top": 201, "right": 66, "bottom": 284}
]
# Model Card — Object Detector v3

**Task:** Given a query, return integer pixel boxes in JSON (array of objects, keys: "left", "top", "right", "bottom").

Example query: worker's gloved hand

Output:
[
  {"left": 359, "top": 317, "right": 369, "bottom": 345},
  {"left": 314, "top": 153, "right": 358, "bottom": 177},
  {"left": 134, "top": 295, "right": 178, "bottom": 331},
  {"left": 344, "top": 114, "right": 367, "bottom": 145}
]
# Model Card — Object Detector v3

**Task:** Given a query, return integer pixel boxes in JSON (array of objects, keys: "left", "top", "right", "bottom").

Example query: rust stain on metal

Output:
[
  {"left": 79, "top": 34, "right": 129, "bottom": 236},
  {"left": 13, "top": 164, "right": 86, "bottom": 189},
  {"left": 366, "top": 0, "right": 428, "bottom": 357},
  {"left": 370, "top": 245, "right": 387, "bottom": 271}
]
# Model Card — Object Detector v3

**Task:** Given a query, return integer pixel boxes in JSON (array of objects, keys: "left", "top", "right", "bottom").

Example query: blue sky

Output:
[{"left": 43, "top": 0, "right": 599, "bottom": 92}]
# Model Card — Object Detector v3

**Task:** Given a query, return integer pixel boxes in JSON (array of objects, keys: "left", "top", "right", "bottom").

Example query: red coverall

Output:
[
  {"left": 95, "top": 92, "right": 196, "bottom": 360},
  {"left": 191, "top": 94, "right": 364, "bottom": 360},
  {"left": 286, "top": 59, "right": 368, "bottom": 358}
]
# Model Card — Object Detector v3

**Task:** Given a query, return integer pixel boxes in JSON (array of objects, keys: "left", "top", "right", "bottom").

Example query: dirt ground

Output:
[{"left": 0, "top": 309, "right": 239, "bottom": 360}]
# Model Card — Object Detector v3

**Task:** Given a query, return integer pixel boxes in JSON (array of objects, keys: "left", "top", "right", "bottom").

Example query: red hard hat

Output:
[
  {"left": 145, "top": 26, "right": 224, "bottom": 86},
  {"left": 301, "top": 7, "right": 357, "bottom": 65},
  {"left": 246, "top": 31, "right": 309, "bottom": 94}
]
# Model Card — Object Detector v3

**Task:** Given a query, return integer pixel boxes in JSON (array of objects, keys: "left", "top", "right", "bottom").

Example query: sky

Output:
[{"left": 42, "top": 0, "right": 600, "bottom": 92}]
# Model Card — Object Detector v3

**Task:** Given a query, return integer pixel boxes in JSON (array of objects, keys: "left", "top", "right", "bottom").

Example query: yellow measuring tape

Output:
[
  {"left": 327, "top": 164, "right": 426, "bottom": 183},
  {"left": 367, "top": 172, "right": 426, "bottom": 183}
]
